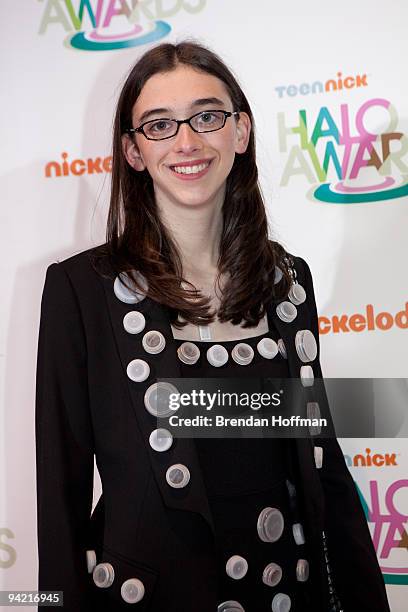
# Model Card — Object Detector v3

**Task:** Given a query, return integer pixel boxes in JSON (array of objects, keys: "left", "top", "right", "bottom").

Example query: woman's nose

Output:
[{"left": 172, "top": 122, "right": 203, "bottom": 152}]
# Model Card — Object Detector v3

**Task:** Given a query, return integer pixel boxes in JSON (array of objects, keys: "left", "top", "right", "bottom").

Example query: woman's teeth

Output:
[{"left": 172, "top": 162, "right": 210, "bottom": 174}]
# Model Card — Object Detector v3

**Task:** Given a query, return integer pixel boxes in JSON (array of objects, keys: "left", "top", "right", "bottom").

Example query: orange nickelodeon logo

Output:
[
  {"left": 45, "top": 152, "right": 112, "bottom": 178},
  {"left": 344, "top": 448, "right": 398, "bottom": 467},
  {"left": 319, "top": 302, "right": 408, "bottom": 334}
]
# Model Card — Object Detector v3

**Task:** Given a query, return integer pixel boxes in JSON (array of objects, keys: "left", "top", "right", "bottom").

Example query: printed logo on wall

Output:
[
  {"left": 38, "top": 0, "right": 206, "bottom": 51},
  {"left": 276, "top": 72, "right": 408, "bottom": 204}
]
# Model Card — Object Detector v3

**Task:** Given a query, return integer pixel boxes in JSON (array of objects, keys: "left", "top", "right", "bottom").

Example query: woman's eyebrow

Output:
[{"left": 138, "top": 97, "right": 226, "bottom": 123}]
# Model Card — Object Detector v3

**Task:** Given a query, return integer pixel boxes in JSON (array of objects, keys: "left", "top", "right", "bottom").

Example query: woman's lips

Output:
[{"left": 169, "top": 159, "right": 213, "bottom": 181}]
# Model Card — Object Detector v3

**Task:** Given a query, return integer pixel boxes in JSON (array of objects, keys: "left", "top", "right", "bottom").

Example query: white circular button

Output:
[
  {"left": 86, "top": 549, "right": 96, "bottom": 574},
  {"left": 257, "top": 507, "right": 284, "bottom": 543},
  {"left": 123, "top": 311, "right": 146, "bottom": 334},
  {"left": 292, "top": 522, "right": 305, "bottom": 545},
  {"left": 288, "top": 283, "right": 306, "bottom": 305},
  {"left": 126, "top": 359, "right": 150, "bottom": 382},
  {"left": 142, "top": 330, "right": 166, "bottom": 354},
  {"left": 257, "top": 337, "right": 278, "bottom": 359},
  {"left": 114, "top": 271, "right": 148, "bottom": 304},
  {"left": 217, "top": 601, "right": 245, "bottom": 612},
  {"left": 120, "top": 577, "right": 145, "bottom": 603},
  {"left": 296, "top": 559, "right": 309, "bottom": 582},
  {"left": 207, "top": 344, "right": 229, "bottom": 367},
  {"left": 276, "top": 301, "right": 297, "bottom": 323},
  {"left": 274, "top": 266, "right": 283, "bottom": 284},
  {"left": 295, "top": 330, "right": 317, "bottom": 363},
  {"left": 149, "top": 428, "right": 173, "bottom": 452},
  {"left": 300, "top": 365, "right": 314, "bottom": 387},
  {"left": 272, "top": 592, "right": 291, "bottom": 612},
  {"left": 225, "top": 555, "right": 248, "bottom": 579},
  {"left": 144, "top": 382, "right": 179, "bottom": 418},
  {"left": 262, "top": 562, "right": 282, "bottom": 587},
  {"left": 93, "top": 562, "right": 114, "bottom": 588},
  {"left": 166, "top": 463, "right": 190, "bottom": 488},
  {"left": 178, "top": 342, "right": 200, "bottom": 364},
  {"left": 277, "top": 339, "right": 287, "bottom": 359},
  {"left": 231, "top": 343, "right": 254, "bottom": 365},
  {"left": 314, "top": 445, "right": 323, "bottom": 469}
]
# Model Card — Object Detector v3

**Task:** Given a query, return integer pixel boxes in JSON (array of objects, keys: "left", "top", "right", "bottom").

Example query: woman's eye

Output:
[
  {"left": 150, "top": 120, "right": 171, "bottom": 132},
  {"left": 199, "top": 112, "right": 216, "bottom": 123}
]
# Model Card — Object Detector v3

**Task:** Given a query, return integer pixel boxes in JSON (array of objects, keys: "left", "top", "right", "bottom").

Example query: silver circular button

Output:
[
  {"left": 86, "top": 549, "right": 96, "bottom": 574},
  {"left": 300, "top": 365, "right": 314, "bottom": 387},
  {"left": 296, "top": 559, "right": 309, "bottom": 582},
  {"left": 314, "top": 445, "right": 323, "bottom": 469},
  {"left": 149, "top": 428, "right": 173, "bottom": 452},
  {"left": 114, "top": 271, "right": 148, "bottom": 304},
  {"left": 257, "top": 507, "right": 284, "bottom": 543},
  {"left": 123, "top": 311, "right": 146, "bottom": 334},
  {"left": 207, "top": 344, "right": 229, "bottom": 367},
  {"left": 276, "top": 301, "right": 297, "bottom": 323},
  {"left": 295, "top": 330, "right": 317, "bottom": 363},
  {"left": 92, "top": 562, "right": 114, "bottom": 588},
  {"left": 225, "top": 555, "right": 248, "bottom": 579},
  {"left": 126, "top": 359, "right": 150, "bottom": 383},
  {"left": 277, "top": 339, "right": 287, "bottom": 359},
  {"left": 217, "top": 601, "right": 245, "bottom": 612},
  {"left": 271, "top": 592, "right": 291, "bottom": 612},
  {"left": 166, "top": 463, "right": 190, "bottom": 488},
  {"left": 288, "top": 283, "right": 306, "bottom": 305},
  {"left": 144, "top": 382, "right": 179, "bottom": 417},
  {"left": 262, "top": 562, "right": 282, "bottom": 587},
  {"left": 142, "top": 330, "right": 166, "bottom": 354},
  {"left": 292, "top": 522, "right": 305, "bottom": 545},
  {"left": 178, "top": 342, "right": 200, "bottom": 364},
  {"left": 120, "top": 577, "right": 145, "bottom": 603},
  {"left": 257, "top": 337, "right": 278, "bottom": 359},
  {"left": 231, "top": 343, "right": 254, "bottom": 365},
  {"left": 274, "top": 266, "right": 283, "bottom": 284}
]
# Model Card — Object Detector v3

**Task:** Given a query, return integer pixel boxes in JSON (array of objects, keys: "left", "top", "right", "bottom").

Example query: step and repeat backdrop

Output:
[{"left": 1, "top": 1, "right": 407, "bottom": 610}]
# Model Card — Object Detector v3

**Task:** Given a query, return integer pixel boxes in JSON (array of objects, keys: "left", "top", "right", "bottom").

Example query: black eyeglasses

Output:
[{"left": 126, "top": 109, "right": 240, "bottom": 141}]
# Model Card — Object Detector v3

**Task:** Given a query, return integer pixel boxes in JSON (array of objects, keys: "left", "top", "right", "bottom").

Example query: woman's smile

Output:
[{"left": 168, "top": 158, "right": 214, "bottom": 180}]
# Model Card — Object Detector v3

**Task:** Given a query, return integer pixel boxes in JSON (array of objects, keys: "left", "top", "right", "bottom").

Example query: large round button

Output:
[
  {"left": 300, "top": 365, "right": 314, "bottom": 387},
  {"left": 231, "top": 343, "right": 254, "bottom": 365},
  {"left": 225, "top": 555, "right": 248, "bottom": 579},
  {"left": 142, "top": 330, "right": 166, "bottom": 354},
  {"left": 257, "top": 507, "right": 284, "bottom": 543},
  {"left": 274, "top": 266, "right": 283, "bottom": 284},
  {"left": 178, "top": 342, "right": 200, "bottom": 364},
  {"left": 217, "top": 602, "right": 245, "bottom": 612},
  {"left": 123, "top": 311, "right": 146, "bottom": 334},
  {"left": 288, "top": 283, "right": 306, "bottom": 305},
  {"left": 257, "top": 337, "right": 278, "bottom": 359},
  {"left": 276, "top": 301, "right": 297, "bottom": 323},
  {"left": 277, "top": 339, "right": 287, "bottom": 359},
  {"left": 271, "top": 592, "right": 291, "bottom": 612},
  {"left": 93, "top": 562, "right": 114, "bottom": 588},
  {"left": 86, "top": 549, "right": 96, "bottom": 574},
  {"left": 292, "top": 523, "right": 305, "bottom": 545},
  {"left": 295, "top": 330, "right": 317, "bottom": 363},
  {"left": 144, "top": 382, "right": 179, "bottom": 417},
  {"left": 262, "top": 562, "right": 282, "bottom": 587},
  {"left": 126, "top": 359, "right": 150, "bottom": 382},
  {"left": 114, "top": 272, "right": 148, "bottom": 304},
  {"left": 296, "top": 559, "right": 309, "bottom": 582},
  {"left": 149, "top": 428, "right": 173, "bottom": 452},
  {"left": 314, "top": 445, "right": 323, "bottom": 469},
  {"left": 120, "top": 577, "right": 145, "bottom": 603},
  {"left": 207, "top": 344, "right": 229, "bottom": 367},
  {"left": 166, "top": 463, "right": 190, "bottom": 488}
]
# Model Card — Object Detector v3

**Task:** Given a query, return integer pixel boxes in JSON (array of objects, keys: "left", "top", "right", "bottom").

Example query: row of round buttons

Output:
[
  {"left": 225, "top": 554, "right": 309, "bottom": 584},
  {"left": 86, "top": 551, "right": 145, "bottom": 604}
]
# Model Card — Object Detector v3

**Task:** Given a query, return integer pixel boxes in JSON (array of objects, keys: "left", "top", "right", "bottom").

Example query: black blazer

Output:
[{"left": 35, "top": 244, "right": 390, "bottom": 612}]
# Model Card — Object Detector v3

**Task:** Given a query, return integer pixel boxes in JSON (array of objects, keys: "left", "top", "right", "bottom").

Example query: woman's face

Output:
[{"left": 122, "top": 64, "right": 251, "bottom": 210}]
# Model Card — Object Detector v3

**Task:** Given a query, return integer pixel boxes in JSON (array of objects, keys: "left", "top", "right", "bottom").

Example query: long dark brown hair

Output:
[{"left": 91, "top": 40, "right": 291, "bottom": 329}]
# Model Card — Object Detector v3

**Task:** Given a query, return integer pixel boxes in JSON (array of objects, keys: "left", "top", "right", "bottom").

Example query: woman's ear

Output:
[
  {"left": 121, "top": 134, "right": 146, "bottom": 171},
  {"left": 235, "top": 112, "right": 251, "bottom": 154}
]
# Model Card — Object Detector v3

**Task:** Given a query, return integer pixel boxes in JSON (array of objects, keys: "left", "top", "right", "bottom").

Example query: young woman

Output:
[{"left": 35, "top": 41, "right": 390, "bottom": 612}]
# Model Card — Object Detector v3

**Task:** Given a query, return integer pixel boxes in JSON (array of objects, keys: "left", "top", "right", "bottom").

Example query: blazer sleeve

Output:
[
  {"left": 35, "top": 263, "right": 96, "bottom": 611},
  {"left": 298, "top": 256, "right": 391, "bottom": 612}
]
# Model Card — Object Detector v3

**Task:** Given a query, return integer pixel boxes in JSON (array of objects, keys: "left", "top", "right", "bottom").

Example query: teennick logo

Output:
[
  {"left": 319, "top": 302, "right": 408, "bottom": 335},
  {"left": 45, "top": 152, "right": 112, "bottom": 177},
  {"left": 275, "top": 71, "right": 368, "bottom": 99}
]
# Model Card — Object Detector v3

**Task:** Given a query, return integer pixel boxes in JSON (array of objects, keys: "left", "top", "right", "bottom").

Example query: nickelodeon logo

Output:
[
  {"left": 45, "top": 152, "right": 112, "bottom": 178},
  {"left": 344, "top": 449, "right": 398, "bottom": 467},
  {"left": 275, "top": 71, "right": 368, "bottom": 98},
  {"left": 319, "top": 303, "right": 408, "bottom": 334}
]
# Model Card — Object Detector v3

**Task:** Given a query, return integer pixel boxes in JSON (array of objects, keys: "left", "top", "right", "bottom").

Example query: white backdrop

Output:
[{"left": 1, "top": 1, "right": 407, "bottom": 610}]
